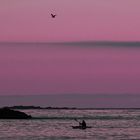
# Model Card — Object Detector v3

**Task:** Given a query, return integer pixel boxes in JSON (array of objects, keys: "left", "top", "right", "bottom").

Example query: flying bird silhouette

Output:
[{"left": 51, "top": 14, "right": 56, "bottom": 18}]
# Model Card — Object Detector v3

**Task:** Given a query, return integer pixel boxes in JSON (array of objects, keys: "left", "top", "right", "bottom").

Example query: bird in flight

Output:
[{"left": 51, "top": 14, "right": 56, "bottom": 18}]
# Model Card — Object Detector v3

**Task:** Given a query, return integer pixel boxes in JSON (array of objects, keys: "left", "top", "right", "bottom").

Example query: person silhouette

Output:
[
  {"left": 79, "top": 120, "right": 86, "bottom": 129},
  {"left": 82, "top": 120, "right": 86, "bottom": 128}
]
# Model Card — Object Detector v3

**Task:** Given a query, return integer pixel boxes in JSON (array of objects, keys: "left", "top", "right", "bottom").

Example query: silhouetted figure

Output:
[
  {"left": 51, "top": 14, "right": 56, "bottom": 18},
  {"left": 79, "top": 120, "right": 87, "bottom": 129}
]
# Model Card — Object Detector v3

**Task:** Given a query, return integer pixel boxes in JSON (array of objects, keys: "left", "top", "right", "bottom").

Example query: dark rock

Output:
[{"left": 0, "top": 108, "right": 32, "bottom": 119}]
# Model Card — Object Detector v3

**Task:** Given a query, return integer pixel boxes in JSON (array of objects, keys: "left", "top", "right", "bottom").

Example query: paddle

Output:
[
  {"left": 74, "top": 118, "right": 78, "bottom": 122},
  {"left": 74, "top": 118, "right": 81, "bottom": 124}
]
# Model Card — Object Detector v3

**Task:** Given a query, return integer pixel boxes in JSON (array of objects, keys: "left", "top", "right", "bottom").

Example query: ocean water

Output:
[
  {"left": 0, "top": 42, "right": 140, "bottom": 96},
  {"left": 0, "top": 43, "right": 140, "bottom": 140},
  {"left": 0, "top": 109, "right": 140, "bottom": 140}
]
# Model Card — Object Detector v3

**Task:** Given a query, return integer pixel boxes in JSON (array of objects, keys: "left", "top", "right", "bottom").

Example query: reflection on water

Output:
[
  {"left": 0, "top": 43, "right": 140, "bottom": 95},
  {"left": 0, "top": 109, "right": 140, "bottom": 140}
]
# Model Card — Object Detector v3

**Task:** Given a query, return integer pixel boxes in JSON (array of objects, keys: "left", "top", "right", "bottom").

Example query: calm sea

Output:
[
  {"left": 0, "top": 109, "right": 140, "bottom": 140},
  {"left": 0, "top": 43, "right": 140, "bottom": 139},
  {"left": 0, "top": 42, "right": 140, "bottom": 95}
]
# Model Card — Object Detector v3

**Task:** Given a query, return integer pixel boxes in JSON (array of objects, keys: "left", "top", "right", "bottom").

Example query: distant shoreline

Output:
[{"left": 3, "top": 106, "right": 140, "bottom": 110}]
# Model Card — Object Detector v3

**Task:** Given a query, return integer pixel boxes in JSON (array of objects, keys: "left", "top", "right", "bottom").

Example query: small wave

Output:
[{"left": 32, "top": 116, "right": 140, "bottom": 120}]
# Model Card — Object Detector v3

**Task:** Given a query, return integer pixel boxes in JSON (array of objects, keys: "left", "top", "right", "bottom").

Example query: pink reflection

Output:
[{"left": 0, "top": 44, "right": 140, "bottom": 94}]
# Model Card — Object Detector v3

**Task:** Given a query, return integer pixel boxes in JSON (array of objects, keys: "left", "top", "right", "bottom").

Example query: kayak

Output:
[{"left": 72, "top": 126, "right": 92, "bottom": 129}]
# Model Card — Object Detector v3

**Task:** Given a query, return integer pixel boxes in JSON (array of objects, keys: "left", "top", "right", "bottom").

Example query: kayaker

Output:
[{"left": 79, "top": 120, "right": 86, "bottom": 129}]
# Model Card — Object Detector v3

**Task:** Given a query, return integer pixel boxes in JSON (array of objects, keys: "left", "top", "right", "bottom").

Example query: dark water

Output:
[{"left": 1, "top": 109, "right": 140, "bottom": 140}]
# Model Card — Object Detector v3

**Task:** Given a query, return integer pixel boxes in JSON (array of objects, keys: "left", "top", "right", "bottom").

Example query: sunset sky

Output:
[
  {"left": 0, "top": 1, "right": 140, "bottom": 97},
  {"left": 0, "top": 0, "right": 140, "bottom": 42}
]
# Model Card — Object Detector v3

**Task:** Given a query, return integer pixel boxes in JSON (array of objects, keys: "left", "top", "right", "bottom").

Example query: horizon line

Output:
[
  {"left": 1, "top": 40, "right": 140, "bottom": 43},
  {"left": 1, "top": 41, "right": 140, "bottom": 47},
  {"left": 0, "top": 93, "right": 140, "bottom": 97}
]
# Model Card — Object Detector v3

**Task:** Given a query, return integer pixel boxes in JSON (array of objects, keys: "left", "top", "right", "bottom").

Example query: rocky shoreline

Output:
[{"left": 0, "top": 108, "right": 32, "bottom": 119}]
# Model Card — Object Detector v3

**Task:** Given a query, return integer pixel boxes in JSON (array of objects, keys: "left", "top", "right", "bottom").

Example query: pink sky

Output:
[
  {"left": 0, "top": 1, "right": 140, "bottom": 96},
  {"left": 0, "top": 0, "right": 140, "bottom": 42}
]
